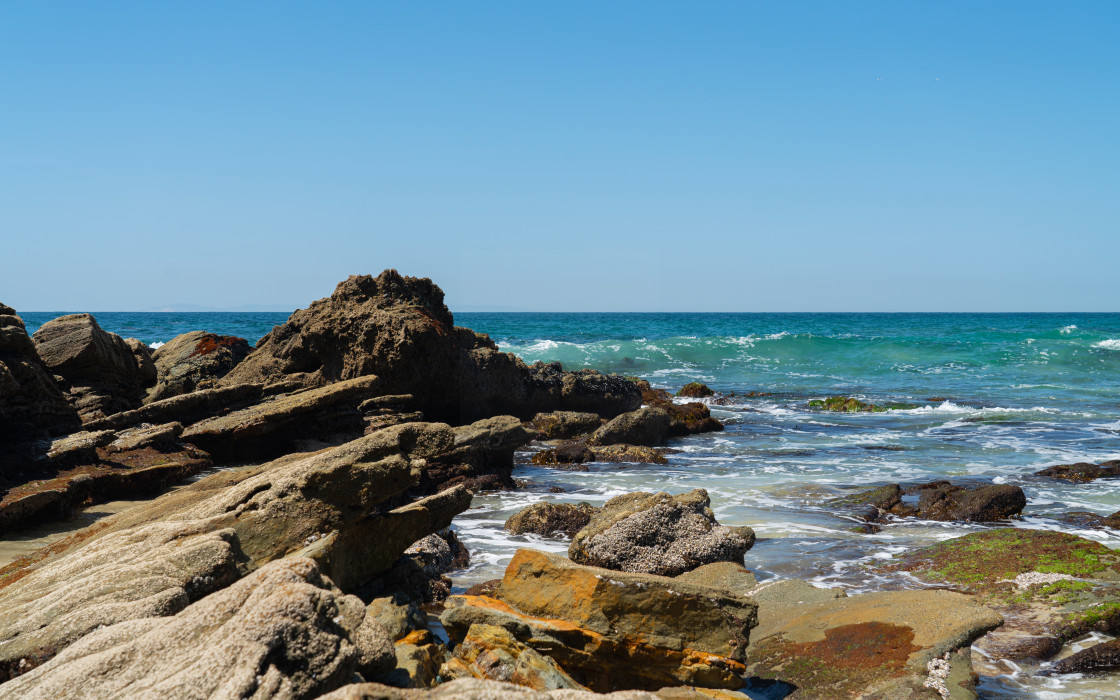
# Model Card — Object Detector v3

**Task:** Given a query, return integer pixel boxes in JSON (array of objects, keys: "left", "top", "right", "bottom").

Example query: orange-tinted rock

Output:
[{"left": 442, "top": 548, "right": 757, "bottom": 692}]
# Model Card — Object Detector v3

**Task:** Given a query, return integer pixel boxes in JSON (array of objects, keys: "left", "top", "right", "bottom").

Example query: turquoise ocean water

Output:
[{"left": 21, "top": 311, "right": 1120, "bottom": 697}]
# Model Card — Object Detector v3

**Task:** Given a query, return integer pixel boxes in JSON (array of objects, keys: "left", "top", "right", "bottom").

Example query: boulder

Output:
[
  {"left": 0, "top": 306, "right": 80, "bottom": 463},
  {"left": 675, "top": 382, "right": 713, "bottom": 398},
  {"left": 179, "top": 375, "right": 384, "bottom": 461},
  {"left": 1035, "top": 459, "right": 1120, "bottom": 483},
  {"left": 908, "top": 481, "right": 1026, "bottom": 521},
  {"left": 146, "top": 330, "right": 252, "bottom": 402},
  {"left": 370, "top": 529, "right": 472, "bottom": 605},
  {"left": 441, "top": 548, "right": 758, "bottom": 691},
  {"left": 888, "top": 529, "right": 1120, "bottom": 662},
  {"left": 31, "top": 313, "right": 153, "bottom": 421},
  {"left": 530, "top": 441, "right": 594, "bottom": 467},
  {"left": 218, "top": 270, "right": 640, "bottom": 424},
  {"left": 418, "top": 415, "right": 536, "bottom": 493},
  {"left": 505, "top": 502, "right": 599, "bottom": 538},
  {"left": 830, "top": 481, "right": 1026, "bottom": 523},
  {"left": 743, "top": 584, "right": 1002, "bottom": 699},
  {"left": 530, "top": 411, "right": 602, "bottom": 439},
  {"left": 0, "top": 558, "right": 364, "bottom": 699},
  {"left": 531, "top": 442, "right": 668, "bottom": 467},
  {"left": 591, "top": 407, "right": 671, "bottom": 446},
  {"left": 569, "top": 489, "right": 755, "bottom": 576},
  {"left": 590, "top": 444, "right": 669, "bottom": 464},
  {"left": 1049, "top": 637, "right": 1120, "bottom": 674}
]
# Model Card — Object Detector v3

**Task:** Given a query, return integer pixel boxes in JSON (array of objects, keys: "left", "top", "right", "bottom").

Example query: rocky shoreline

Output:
[{"left": 2, "top": 271, "right": 1119, "bottom": 698}]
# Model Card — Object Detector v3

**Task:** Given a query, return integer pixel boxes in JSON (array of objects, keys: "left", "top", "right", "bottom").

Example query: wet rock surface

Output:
[
  {"left": 1035, "top": 459, "right": 1120, "bottom": 483},
  {"left": 505, "top": 502, "right": 599, "bottom": 538},
  {"left": 147, "top": 330, "right": 251, "bottom": 402},
  {"left": 569, "top": 489, "right": 755, "bottom": 576},
  {"left": 889, "top": 529, "right": 1120, "bottom": 662},
  {"left": 830, "top": 480, "right": 1027, "bottom": 523}
]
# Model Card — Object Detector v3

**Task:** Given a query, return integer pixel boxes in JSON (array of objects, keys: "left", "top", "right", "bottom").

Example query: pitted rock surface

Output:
[
  {"left": 569, "top": 489, "right": 755, "bottom": 576},
  {"left": 147, "top": 330, "right": 251, "bottom": 402},
  {"left": 0, "top": 558, "right": 364, "bottom": 699}
]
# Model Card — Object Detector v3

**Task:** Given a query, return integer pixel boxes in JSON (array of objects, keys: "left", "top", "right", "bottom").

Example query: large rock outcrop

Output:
[
  {"left": 569, "top": 490, "right": 755, "bottom": 576},
  {"left": 146, "top": 330, "right": 252, "bottom": 402},
  {"left": 441, "top": 548, "right": 758, "bottom": 691},
  {"left": 0, "top": 558, "right": 364, "bottom": 699},
  {"left": 0, "top": 422, "right": 475, "bottom": 673},
  {"left": 830, "top": 481, "right": 1026, "bottom": 524},
  {"left": 0, "top": 305, "right": 79, "bottom": 466},
  {"left": 31, "top": 313, "right": 154, "bottom": 421},
  {"left": 219, "top": 270, "right": 640, "bottom": 424}
]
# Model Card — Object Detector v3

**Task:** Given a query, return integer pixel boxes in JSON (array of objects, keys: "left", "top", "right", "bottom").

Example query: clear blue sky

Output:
[{"left": 2, "top": 1, "right": 1117, "bottom": 312}]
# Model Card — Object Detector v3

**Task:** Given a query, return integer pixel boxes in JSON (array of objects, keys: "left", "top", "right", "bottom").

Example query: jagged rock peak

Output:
[{"left": 329, "top": 270, "right": 453, "bottom": 329}]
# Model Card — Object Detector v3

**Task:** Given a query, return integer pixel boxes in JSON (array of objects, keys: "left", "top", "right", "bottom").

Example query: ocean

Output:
[{"left": 20, "top": 310, "right": 1120, "bottom": 698}]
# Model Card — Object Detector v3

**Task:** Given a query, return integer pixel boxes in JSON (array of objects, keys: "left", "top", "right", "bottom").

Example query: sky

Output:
[{"left": 1, "top": 1, "right": 1117, "bottom": 312}]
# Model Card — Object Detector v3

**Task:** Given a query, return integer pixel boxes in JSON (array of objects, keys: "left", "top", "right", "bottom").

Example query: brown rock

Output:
[
  {"left": 505, "top": 502, "right": 599, "bottom": 538},
  {"left": 418, "top": 415, "right": 535, "bottom": 493},
  {"left": 83, "top": 381, "right": 265, "bottom": 432},
  {"left": 147, "top": 330, "right": 252, "bottom": 402},
  {"left": 591, "top": 407, "right": 671, "bottom": 446},
  {"left": 530, "top": 411, "right": 602, "bottom": 439},
  {"left": 179, "top": 375, "right": 383, "bottom": 461},
  {"left": 0, "top": 306, "right": 80, "bottom": 461},
  {"left": 675, "top": 383, "right": 714, "bottom": 398},
  {"left": 32, "top": 313, "right": 152, "bottom": 421},
  {"left": 219, "top": 271, "right": 640, "bottom": 424},
  {"left": 1049, "top": 637, "right": 1120, "bottom": 674},
  {"left": 907, "top": 481, "right": 1026, "bottom": 521},
  {"left": 1036, "top": 460, "right": 1120, "bottom": 483}
]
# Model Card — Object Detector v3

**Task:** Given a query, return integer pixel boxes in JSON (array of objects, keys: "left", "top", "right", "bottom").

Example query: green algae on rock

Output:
[{"left": 807, "top": 396, "right": 886, "bottom": 413}]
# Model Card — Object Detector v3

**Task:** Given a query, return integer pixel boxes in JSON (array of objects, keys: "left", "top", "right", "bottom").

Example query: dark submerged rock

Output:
[
  {"left": 1035, "top": 459, "right": 1120, "bottom": 483},
  {"left": 830, "top": 481, "right": 1026, "bottom": 523},
  {"left": 675, "top": 382, "right": 714, "bottom": 398},
  {"left": 808, "top": 396, "right": 886, "bottom": 413},
  {"left": 1049, "top": 637, "right": 1120, "bottom": 674},
  {"left": 504, "top": 502, "right": 599, "bottom": 538}
]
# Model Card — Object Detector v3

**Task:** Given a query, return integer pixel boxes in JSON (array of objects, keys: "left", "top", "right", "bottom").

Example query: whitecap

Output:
[
  {"left": 1060, "top": 325, "right": 1077, "bottom": 334},
  {"left": 1092, "top": 339, "right": 1120, "bottom": 350},
  {"left": 148, "top": 341, "right": 165, "bottom": 349}
]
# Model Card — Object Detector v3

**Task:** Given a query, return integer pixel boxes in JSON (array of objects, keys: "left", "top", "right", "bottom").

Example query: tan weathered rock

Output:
[
  {"left": 591, "top": 407, "right": 671, "bottom": 446},
  {"left": 506, "top": 502, "right": 599, "bottom": 538},
  {"left": 31, "top": 313, "right": 152, "bottom": 421},
  {"left": 569, "top": 489, "right": 755, "bottom": 576},
  {"left": 0, "top": 558, "right": 364, "bottom": 699},
  {"left": 180, "top": 375, "right": 383, "bottom": 461},
  {"left": 530, "top": 411, "right": 602, "bottom": 440},
  {"left": 104, "top": 422, "right": 183, "bottom": 452},
  {"left": 442, "top": 548, "right": 758, "bottom": 691},
  {"left": 318, "top": 678, "right": 666, "bottom": 699},
  {"left": 0, "top": 519, "right": 241, "bottom": 680},
  {"left": 83, "top": 382, "right": 265, "bottom": 432}
]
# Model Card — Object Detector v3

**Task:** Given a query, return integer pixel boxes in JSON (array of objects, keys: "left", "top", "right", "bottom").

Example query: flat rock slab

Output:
[
  {"left": 745, "top": 588, "right": 1002, "bottom": 699},
  {"left": 0, "top": 558, "right": 364, "bottom": 699},
  {"left": 181, "top": 375, "right": 383, "bottom": 460}
]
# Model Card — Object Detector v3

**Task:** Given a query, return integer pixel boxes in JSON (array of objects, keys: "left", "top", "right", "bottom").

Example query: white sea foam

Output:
[
  {"left": 148, "top": 341, "right": 165, "bottom": 349},
  {"left": 1092, "top": 338, "right": 1120, "bottom": 350},
  {"left": 1061, "top": 325, "right": 1077, "bottom": 334},
  {"left": 764, "top": 331, "right": 791, "bottom": 340}
]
